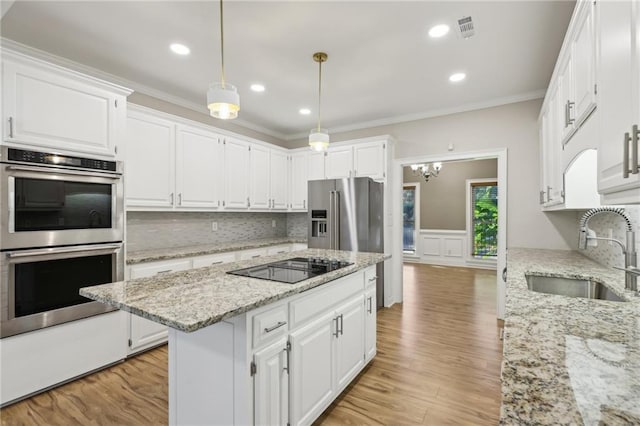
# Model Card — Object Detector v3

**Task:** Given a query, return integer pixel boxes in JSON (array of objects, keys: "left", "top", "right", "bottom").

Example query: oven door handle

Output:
[
  {"left": 7, "top": 243, "right": 123, "bottom": 259},
  {"left": 6, "top": 165, "right": 122, "bottom": 180}
]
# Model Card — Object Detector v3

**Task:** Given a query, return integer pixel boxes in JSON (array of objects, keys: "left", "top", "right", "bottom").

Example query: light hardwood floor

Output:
[{"left": 1, "top": 263, "right": 503, "bottom": 426}]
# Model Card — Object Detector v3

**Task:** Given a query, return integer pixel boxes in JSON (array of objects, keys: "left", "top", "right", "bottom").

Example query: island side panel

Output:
[{"left": 168, "top": 322, "right": 235, "bottom": 426}]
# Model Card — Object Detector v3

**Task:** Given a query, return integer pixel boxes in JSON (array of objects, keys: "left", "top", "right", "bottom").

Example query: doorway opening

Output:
[{"left": 391, "top": 149, "right": 507, "bottom": 319}]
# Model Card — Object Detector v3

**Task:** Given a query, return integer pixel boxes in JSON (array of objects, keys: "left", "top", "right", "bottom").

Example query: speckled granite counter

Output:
[
  {"left": 501, "top": 248, "right": 640, "bottom": 425},
  {"left": 126, "top": 237, "right": 307, "bottom": 265},
  {"left": 81, "top": 249, "right": 388, "bottom": 333}
]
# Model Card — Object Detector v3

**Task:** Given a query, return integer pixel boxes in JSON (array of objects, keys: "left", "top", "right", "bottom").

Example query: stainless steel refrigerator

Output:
[{"left": 308, "top": 177, "right": 384, "bottom": 308}]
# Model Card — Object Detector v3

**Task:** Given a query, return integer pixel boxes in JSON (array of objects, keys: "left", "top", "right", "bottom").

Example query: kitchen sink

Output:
[{"left": 525, "top": 275, "right": 626, "bottom": 302}]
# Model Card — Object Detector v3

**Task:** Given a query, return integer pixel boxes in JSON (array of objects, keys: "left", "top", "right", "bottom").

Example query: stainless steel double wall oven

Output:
[{"left": 1, "top": 147, "right": 124, "bottom": 338}]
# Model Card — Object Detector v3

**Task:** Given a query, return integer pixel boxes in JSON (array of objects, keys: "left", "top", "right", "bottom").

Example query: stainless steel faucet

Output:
[{"left": 578, "top": 207, "right": 638, "bottom": 292}]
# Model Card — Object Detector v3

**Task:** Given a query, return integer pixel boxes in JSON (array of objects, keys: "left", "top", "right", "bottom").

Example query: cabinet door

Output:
[
  {"left": 572, "top": 0, "right": 597, "bottom": 126},
  {"left": 558, "top": 57, "right": 575, "bottom": 142},
  {"left": 254, "top": 338, "right": 289, "bottom": 426},
  {"left": 598, "top": 0, "right": 640, "bottom": 198},
  {"left": 125, "top": 111, "right": 175, "bottom": 208},
  {"left": 128, "top": 259, "right": 191, "bottom": 353},
  {"left": 307, "top": 151, "right": 326, "bottom": 181},
  {"left": 541, "top": 89, "right": 564, "bottom": 206},
  {"left": 223, "top": 138, "right": 250, "bottom": 208},
  {"left": 270, "top": 150, "right": 289, "bottom": 210},
  {"left": 250, "top": 144, "right": 270, "bottom": 209},
  {"left": 325, "top": 146, "right": 353, "bottom": 179},
  {"left": 334, "top": 295, "right": 365, "bottom": 391},
  {"left": 364, "top": 287, "right": 376, "bottom": 362},
  {"left": 290, "top": 152, "right": 308, "bottom": 210},
  {"left": 289, "top": 312, "right": 335, "bottom": 426},
  {"left": 175, "top": 126, "right": 221, "bottom": 209},
  {"left": 354, "top": 142, "right": 385, "bottom": 180},
  {"left": 2, "top": 58, "right": 119, "bottom": 157}
]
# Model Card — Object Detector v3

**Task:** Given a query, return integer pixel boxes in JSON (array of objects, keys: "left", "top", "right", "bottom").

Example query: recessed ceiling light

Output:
[
  {"left": 250, "top": 83, "right": 265, "bottom": 92},
  {"left": 428, "top": 24, "right": 450, "bottom": 38},
  {"left": 169, "top": 43, "right": 190, "bottom": 55},
  {"left": 449, "top": 72, "right": 466, "bottom": 83},
  {"left": 299, "top": 108, "right": 311, "bottom": 115}
]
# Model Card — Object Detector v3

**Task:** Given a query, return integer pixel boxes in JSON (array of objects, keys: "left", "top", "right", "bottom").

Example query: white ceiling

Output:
[{"left": 0, "top": 1, "right": 575, "bottom": 140}]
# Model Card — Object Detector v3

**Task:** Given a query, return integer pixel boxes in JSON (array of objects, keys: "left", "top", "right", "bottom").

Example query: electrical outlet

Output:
[
  {"left": 272, "top": 220, "right": 276, "bottom": 228},
  {"left": 211, "top": 222, "right": 218, "bottom": 232}
]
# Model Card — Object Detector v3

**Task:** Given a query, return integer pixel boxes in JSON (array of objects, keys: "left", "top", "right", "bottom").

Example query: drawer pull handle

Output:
[
  {"left": 264, "top": 321, "right": 287, "bottom": 333},
  {"left": 368, "top": 276, "right": 377, "bottom": 283},
  {"left": 156, "top": 269, "right": 173, "bottom": 275},
  {"left": 211, "top": 261, "right": 224, "bottom": 265},
  {"left": 252, "top": 255, "right": 261, "bottom": 258},
  {"left": 367, "top": 296, "right": 373, "bottom": 314}
]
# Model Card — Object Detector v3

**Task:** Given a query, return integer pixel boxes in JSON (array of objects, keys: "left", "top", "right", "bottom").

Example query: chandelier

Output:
[{"left": 411, "top": 162, "right": 442, "bottom": 182}]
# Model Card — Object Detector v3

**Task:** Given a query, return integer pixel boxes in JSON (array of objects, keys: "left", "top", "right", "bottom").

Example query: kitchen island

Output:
[
  {"left": 501, "top": 249, "right": 640, "bottom": 425},
  {"left": 81, "top": 249, "right": 388, "bottom": 426}
]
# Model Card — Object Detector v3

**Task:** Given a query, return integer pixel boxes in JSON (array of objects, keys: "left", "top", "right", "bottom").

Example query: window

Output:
[
  {"left": 470, "top": 181, "right": 498, "bottom": 258},
  {"left": 403, "top": 184, "right": 419, "bottom": 253}
]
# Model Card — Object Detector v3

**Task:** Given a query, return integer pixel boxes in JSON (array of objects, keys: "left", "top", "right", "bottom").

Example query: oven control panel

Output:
[{"left": 7, "top": 148, "right": 118, "bottom": 172}]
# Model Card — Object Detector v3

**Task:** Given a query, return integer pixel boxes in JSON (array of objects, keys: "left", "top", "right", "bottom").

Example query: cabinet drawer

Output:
[
  {"left": 252, "top": 304, "right": 289, "bottom": 349},
  {"left": 266, "top": 245, "right": 291, "bottom": 255},
  {"left": 192, "top": 253, "right": 236, "bottom": 269},
  {"left": 364, "top": 266, "right": 377, "bottom": 289},
  {"left": 238, "top": 248, "right": 268, "bottom": 260},
  {"left": 289, "top": 271, "right": 363, "bottom": 329},
  {"left": 129, "top": 259, "right": 192, "bottom": 279}
]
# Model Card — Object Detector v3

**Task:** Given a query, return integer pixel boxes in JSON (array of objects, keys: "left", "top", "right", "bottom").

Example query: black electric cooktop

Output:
[{"left": 227, "top": 257, "right": 353, "bottom": 284}]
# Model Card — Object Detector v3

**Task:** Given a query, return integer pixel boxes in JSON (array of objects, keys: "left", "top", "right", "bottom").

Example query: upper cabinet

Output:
[
  {"left": 2, "top": 50, "right": 130, "bottom": 158},
  {"left": 354, "top": 141, "right": 387, "bottom": 180},
  {"left": 597, "top": 0, "right": 640, "bottom": 204},
  {"left": 248, "top": 144, "right": 270, "bottom": 210},
  {"left": 270, "top": 150, "right": 289, "bottom": 210},
  {"left": 224, "top": 137, "right": 251, "bottom": 209},
  {"left": 538, "top": 0, "right": 605, "bottom": 209},
  {"left": 308, "top": 151, "right": 326, "bottom": 181},
  {"left": 127, "top": 109, "right": 223, "bottom": 210},
  {"left": 290, "top": 152, "right": 308, "bottom": 211},
  {"left": 325, "top": 146, "right": 353, "bottom": 179}
]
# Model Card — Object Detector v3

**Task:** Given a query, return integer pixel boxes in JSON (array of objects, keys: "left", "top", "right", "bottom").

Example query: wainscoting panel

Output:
[{"left": 417, "top": 230, "right": 467, "bottom": 266}]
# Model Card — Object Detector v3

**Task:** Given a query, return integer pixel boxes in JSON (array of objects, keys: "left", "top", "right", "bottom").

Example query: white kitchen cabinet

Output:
[
  {"left": 2, "top": 50, "right": 129, "bottom": 158},
  {"left": 253, "top": 338, "right": 289, "bottom": 426},
  {"left": 557, "top": 57, "right": 575, "bottom": 143},
  {"left": 126, "top": 110, "right": 175, "bottom": 208},
  {"left": 540, "top": 88, "right": 564, "bottom": 206},
  {"left": 597, "top": 0, "right": 640, "bottom": 203},
  {"left": 354, "top": 141, "right": 386, "bottom": 180},
  {"left": 128, "top": 259, "right": 191, "bottom": 353},
  {"left": 238, "top": 247, "right": 268, "bottom": 260},
  {"left": 364, "top": 286, "right": 376, "bottom": 362},
  {"left": 191, "top": 252, "right": 237, "bottom": 269},
  {"left": 571, "top": 0, "right": 597, "bottom": 126},
  {"left": 176, "top": 125, "right": 222, "bottom": 209},
  {"left": 334, "top": 295, "right": 365, "bottom": 391},
  {"left": 325, "top": 146, "right": 353, "bottom": 179},
  {"left": 224, "top": 137, "right": 251, "bottom": 209},
  {"left": 308, "top": 151, "right": 326, "bottom": 181},
  {"left": 290, "top": 152, "right": 308, "bottom": 210},
  {"left": 289, "top": 311, "right": 336, "bottom": 426},
  {"left": 249, "top": 144, "right": 271, "bottom": 210},
  {"left": 270, "top": 150, "right": 289, "bottom": 210},
  {"left": 266, "top": 245, "right": 291, "bottom": 255}
]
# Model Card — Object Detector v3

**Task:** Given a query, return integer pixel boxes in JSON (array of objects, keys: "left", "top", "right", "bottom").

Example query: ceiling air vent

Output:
[{"left": 457, "top": 16, "right": 475, "bottom": 39}]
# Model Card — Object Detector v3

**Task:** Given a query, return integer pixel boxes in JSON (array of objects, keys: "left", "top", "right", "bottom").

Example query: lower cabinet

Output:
[
  {"left": 289, "top": 311, "right": 336, "bottom": 426},
  {"left": 253, "top": 338, "right": 289, "bottom": 426},
  {"left": 364, "top": 286, "right": 377, "bottom": 362},
  {"left": 334, "top": 296, "right": 365, "bottom": 391}
]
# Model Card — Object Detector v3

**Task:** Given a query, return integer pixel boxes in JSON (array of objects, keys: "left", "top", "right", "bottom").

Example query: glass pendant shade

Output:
[
  {"left": 207, "top": 82, "right": 240, "bottom": 119},
  {"left": 309, "top": 128, "right": 330, "bottom": 151}
]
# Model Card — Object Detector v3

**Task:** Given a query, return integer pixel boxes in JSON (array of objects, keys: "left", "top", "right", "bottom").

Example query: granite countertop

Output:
[
  {"left": 126, "top": 237, "right": 308, "bottom": 265},
  {"left": 501, "top": 248, "right": 640, "bottom": 425},
  {"left": 81, "top": 249, "right": 388, "bottom": 333}
]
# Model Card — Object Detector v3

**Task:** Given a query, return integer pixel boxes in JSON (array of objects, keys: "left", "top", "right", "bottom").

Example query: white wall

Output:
[{"left": 289, "top": 99, "right": 579, "bottom": 250}]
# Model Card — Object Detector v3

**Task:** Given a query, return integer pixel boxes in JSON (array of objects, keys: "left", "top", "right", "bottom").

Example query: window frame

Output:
[
  {"left": 466, "top": 178, "right": 498, "bottom": 261},
  {"left": 402, "top": 182, "right": 421, "bottom": 254}
]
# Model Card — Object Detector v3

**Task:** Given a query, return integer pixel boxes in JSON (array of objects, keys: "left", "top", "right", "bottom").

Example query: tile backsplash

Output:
[
  {"left": 127, "top": 212, "right": 307, "bottom": 252},
  {"left": 581, "top": 205, "right": 640, "bottom": 269}
]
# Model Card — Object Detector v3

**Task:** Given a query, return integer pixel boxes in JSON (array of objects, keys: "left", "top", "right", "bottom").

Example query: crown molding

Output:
[{"left": 285, "top": 89, "right": 546, "bottom": 140}]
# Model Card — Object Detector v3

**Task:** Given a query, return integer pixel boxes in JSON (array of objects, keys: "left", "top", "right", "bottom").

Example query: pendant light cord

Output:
[
  {"left": 317, "top": 58, "right": 322, "bottom": 131},
  {"left": 219, "top": 0, "right": 225, "bottom": 85}
]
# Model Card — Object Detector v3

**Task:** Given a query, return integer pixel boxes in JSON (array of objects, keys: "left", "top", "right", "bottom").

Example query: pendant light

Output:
[
  {"left": 207, "top": 0, "right": 240, "bottom": 119},
  {"left": 309, "top": 52, "right": 329, "bottom": 151}
]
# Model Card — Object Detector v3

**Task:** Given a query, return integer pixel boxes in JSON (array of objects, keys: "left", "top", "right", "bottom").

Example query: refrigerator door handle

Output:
[
  {"left": 329, "top": 191, "right": 335, "bottom": 249},
  {"left": 334, "top": 190, "right": 340, "bottom": 250}
]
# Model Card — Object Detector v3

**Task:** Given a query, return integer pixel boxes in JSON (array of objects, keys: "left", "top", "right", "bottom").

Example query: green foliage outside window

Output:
[{"left": 472, "top": 184, "right": 498, "bottom": 257}]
